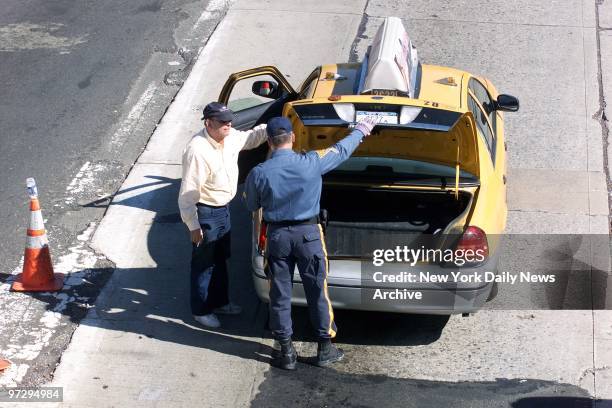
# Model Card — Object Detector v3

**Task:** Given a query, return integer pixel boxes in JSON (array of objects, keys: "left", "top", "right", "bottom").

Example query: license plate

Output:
[{"left": 355, "top": 110, "right": 398, "bottom": 124}]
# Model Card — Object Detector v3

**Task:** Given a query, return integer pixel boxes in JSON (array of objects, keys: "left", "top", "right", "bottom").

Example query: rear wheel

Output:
[{"left": 486, "top": 281, "right": 498, "bottom": 302}]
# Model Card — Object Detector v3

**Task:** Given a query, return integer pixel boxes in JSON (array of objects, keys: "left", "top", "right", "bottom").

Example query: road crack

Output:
[
  {"left": 348, "top": 0, "right": 371, "bottom": 63},
  {"left": 596, "top": 0, "right": 612, "bottom": 232}
]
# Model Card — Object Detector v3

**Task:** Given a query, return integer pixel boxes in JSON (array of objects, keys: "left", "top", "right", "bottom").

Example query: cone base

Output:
[{"left": 11, "top": 273, "right": 65, "bottom": 292}]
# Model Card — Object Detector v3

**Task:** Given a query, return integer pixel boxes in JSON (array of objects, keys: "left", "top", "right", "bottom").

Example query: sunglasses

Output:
[{"left": 211, "top": 119, "right": 232, "bottom": 125}]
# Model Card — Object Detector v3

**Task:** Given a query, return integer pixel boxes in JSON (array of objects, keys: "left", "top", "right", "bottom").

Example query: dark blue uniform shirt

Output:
[{"left": 243, "top": 129, "right": 365, "bottom": 222}]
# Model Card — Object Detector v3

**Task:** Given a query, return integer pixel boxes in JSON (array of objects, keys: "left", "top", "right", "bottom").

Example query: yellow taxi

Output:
[{"left": 218, "top": 17, "right": 519, "bottom": 314}]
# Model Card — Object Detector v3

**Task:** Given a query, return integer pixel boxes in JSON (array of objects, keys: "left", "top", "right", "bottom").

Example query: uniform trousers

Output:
[
  {"left": 190, "top": 203, "right": 231, "bottom": 316},
  {"left": 266, "top": 223, "right": 337, "bottom": 340}
]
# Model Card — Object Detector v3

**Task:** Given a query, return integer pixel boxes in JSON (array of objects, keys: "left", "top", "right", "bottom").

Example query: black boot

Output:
[
  {"left": 271, "top": 338, "right": 297, "bottom": 370},
  {"left": 316, "top": 339, "right": 344, "bottom": 367}
]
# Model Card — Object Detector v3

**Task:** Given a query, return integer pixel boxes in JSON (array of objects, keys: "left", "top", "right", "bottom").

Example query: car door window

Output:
[
  {"left": 469, "top": 78, "right": 496, "bottom": 137},
  {"left": 226, "top": 74, "right": 287, "bottom": 112},
  {"left": 298, "top": 69, "right": 320, "bottom": 100},
  {"left": 468, "top": 93, "right": 495, "bottom": 164}
]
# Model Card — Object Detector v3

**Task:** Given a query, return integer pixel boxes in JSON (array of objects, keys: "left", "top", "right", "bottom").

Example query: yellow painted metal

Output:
[
  {"left": 461, "top": 76, "right": 507, "bottom": 235},
  {"left": 311, "top": 63, "right": 464, "bottom": 110},
  {"left": 227, "top": 61, "right": 509, "bottom": 238},
  {"left": 418, "top": 64, "right": 464, "bottom": 110},
  {"left": 292, "top": 95, "right": 457, "bottom": 111},
  {"left": 312, "top": 64, "right": 338, "bottom": 98},
  {"left": 285, "top": 103, "right": 480, "bottom": 178}
]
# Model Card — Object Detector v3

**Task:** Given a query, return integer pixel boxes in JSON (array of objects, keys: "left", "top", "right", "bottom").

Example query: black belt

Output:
[
  {"left": 196, "top": 202, "right": 227, "bottom": 209},
  {"left": 265, "top": 217, "right": 318, "bottom": 227}
]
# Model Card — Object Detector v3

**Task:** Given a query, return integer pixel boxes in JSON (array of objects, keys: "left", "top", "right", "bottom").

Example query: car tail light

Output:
[
  {"left": 257, "top": 221, "right": 268, "bottom": 255},
  {"left": 332, "top": 103, "right": 355, "bottom": 122},
  {"left": 399, "top": 106, "right": 422, "bottom": 124},
  {"left": 456, "top": 226, "right": 489, "bottom": 260}
]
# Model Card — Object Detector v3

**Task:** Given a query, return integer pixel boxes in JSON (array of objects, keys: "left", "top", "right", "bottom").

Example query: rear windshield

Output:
[{"left": 326, "top": 157, "right": 478, "bottom": 183}]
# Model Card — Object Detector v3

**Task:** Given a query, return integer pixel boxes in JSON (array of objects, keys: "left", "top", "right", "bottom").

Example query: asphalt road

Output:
[{"left": 0, "top": 0, "right": 222, "bottom": 277}]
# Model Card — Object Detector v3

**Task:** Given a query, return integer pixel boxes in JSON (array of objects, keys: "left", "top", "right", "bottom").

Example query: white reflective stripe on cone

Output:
[
  {"left": 29, "top": 210, "right": 44, "bottom": 230},
  {"left": 27, "top": 235, "right": 49, "bottom": 249}
]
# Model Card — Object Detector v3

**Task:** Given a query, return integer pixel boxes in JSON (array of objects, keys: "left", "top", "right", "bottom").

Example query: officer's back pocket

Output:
[
  {"left": 302, "top": 232, "right": 324, "bottom": 258},
  {"left": 267, "top": 231, "right": 291, "bottom": 258},
  {"left": 303, "top": 232, "right": 320, "bottom": 243}
]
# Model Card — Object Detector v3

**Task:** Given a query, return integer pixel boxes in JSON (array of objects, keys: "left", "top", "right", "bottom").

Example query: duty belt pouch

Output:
[{"left": 319, "top": 209, "right": 329, "bottom": 235}]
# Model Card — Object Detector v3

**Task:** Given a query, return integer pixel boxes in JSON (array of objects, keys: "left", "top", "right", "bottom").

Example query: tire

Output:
[{"left": 486, "top": 281, "right": 498, "bottom": 302}]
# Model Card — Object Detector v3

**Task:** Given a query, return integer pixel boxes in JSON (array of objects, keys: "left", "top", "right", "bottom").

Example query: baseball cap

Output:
[
  {"left": 266, "top": 116, "right": 293, "bottom": 138},
  {"left": 202, "top": 102, "right": 234, "bottom": 122}
]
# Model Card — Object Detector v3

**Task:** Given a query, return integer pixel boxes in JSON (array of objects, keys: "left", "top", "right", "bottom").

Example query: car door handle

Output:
[{"left": 503, "top": 175, "right": 507, "bottom": 184}]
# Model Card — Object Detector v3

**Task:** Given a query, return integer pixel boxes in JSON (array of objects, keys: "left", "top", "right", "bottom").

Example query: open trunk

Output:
[{"left": 320, "top": 184, "right": 473, "bottom": 258}]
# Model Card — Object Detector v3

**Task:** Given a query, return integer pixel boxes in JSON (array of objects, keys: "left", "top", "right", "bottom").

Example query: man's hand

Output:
[
  {"left": 354, "top": 115, "right": 380, "bottom": 137},
  {"left": 190, "top": 228, "right": 204, "bottom": 246}
]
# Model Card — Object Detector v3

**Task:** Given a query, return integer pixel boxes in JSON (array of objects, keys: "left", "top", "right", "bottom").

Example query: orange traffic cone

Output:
[
  {"left": 0, "top": 359, "right": 11, "bottom": 372},
  {"left": 11, "top": 178, "right": 64, "bottom": 292}
]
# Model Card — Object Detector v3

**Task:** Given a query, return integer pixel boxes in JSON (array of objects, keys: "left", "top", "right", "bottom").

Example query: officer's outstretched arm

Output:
[
  {"left": 316, "top": 116, "right": 378, "bottom": 174},
  {"left": 243, "top": 168, "right": 261, "bottom": 211}
]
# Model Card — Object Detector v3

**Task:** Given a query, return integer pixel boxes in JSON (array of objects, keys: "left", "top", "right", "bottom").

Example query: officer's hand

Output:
[
  {"left": 190, "top": 228, "right": 204, "bottom": 246},
  {"left": 354, "top": 115, "right": 380, "bottom": 137}
]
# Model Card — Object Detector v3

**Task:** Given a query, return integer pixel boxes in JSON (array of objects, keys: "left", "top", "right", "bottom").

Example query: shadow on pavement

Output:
[
  {"left": 0, "top": 176, "right": 449, "bottom": 360},
  {"left": 250, "top": 367, "right": 608, "bottom": 408},
  {"left": 4, "top": 175, "right": 606, "bottom": 406},
  {"left": 513, "top": 396, "right": 612, "bottom": 407},
  {"left": 85, "top": 175, "right": 447, "bottom": 346},
  {"left": 289, "top": 306, "right": 449, "bottom": 345}
]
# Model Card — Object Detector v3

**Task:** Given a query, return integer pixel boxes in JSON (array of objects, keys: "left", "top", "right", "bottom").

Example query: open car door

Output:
[{"left": 218, "top": 66, "right": 297, "bottom": 183}]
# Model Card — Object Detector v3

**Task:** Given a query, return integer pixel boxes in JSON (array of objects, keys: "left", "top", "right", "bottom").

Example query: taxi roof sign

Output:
[{"left": 361, "top": 17, "right": 419, "bottom": 98}]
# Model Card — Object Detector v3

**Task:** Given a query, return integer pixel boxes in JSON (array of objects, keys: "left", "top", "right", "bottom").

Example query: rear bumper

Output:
[{"left": 251, "top": 255, "right": 498, "bottom": 315}]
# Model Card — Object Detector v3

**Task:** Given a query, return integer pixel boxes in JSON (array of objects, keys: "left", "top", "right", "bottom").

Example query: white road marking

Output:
[
  {"left": 1, "top": 60, "right": 159, "bottom": 387},
  {"left": 0, "top": 363, "right": 29, "bottom": 387},
  {"left": 2, "top": 0, "right": 237, "bottom": 393},
  {"left": 110, "top": 82, "right": 157, "bottom": 148},
  {"left": 0, "top": 23, "right": 87, "bottom": 52},
  {"left": 194, "top": 0, "right": 231, "bottom": 29},
  {"left": 0, "top": 222, "right": 99, "bottom": 386},
  {"left": 64, "top": 162, "right": 107, "bottom": 205},
  {"left": 1, "top": 0, "right": 234, "bottom": 392}
]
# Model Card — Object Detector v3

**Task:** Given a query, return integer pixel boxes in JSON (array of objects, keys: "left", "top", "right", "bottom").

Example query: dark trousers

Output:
[
  {"left": 266, "top": 223, "right": 337, "bottom": 340},
  {"left": 190, "top": 204, "right": 231, "bottom": 316}
]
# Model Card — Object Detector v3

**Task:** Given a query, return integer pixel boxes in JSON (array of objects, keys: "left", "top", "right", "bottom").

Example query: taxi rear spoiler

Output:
[{"left": 291, "top": 103, "right": 462, "bottom": 132}]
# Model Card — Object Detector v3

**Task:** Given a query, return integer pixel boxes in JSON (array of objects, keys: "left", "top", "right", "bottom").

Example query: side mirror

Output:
[
  {"left": 252, "top": 80, "right": 279, "bottom": 99},
  {"left": 495, "top": 94, "right": 519, "bottom": 112}
]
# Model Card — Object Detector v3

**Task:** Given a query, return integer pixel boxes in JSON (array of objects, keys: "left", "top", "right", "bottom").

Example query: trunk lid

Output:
[{"left": 288, "top": 102, "right": 480, "bottom": 179}]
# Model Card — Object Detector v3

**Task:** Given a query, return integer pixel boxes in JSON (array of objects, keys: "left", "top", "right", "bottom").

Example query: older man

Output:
[
  {"left": 179, "top": 102, "right": 268, "bottom": 328},
  {"left": 243, "top": 115, "right": 377, "bottom": 369}
]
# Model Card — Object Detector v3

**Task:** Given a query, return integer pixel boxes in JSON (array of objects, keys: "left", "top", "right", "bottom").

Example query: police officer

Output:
[{"left": 243, "top": 115, "right": 378, "bottom": 369}]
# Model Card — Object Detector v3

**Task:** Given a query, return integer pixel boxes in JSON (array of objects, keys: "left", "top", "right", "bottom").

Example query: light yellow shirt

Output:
[{"left": 178, "top": 125, "right": 268, "bottom": 231}]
